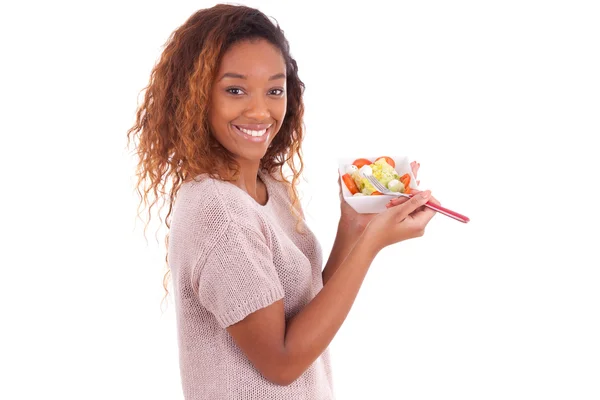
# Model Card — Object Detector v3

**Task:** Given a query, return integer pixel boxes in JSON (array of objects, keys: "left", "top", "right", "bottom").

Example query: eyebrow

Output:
[{"left": 218, "top": 72, "right": 286, "bottom": 81}]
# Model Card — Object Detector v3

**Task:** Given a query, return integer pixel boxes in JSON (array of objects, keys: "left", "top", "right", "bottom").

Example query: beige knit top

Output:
[{"left": 168, "top": 169, "right": 335, "bottom": 399}]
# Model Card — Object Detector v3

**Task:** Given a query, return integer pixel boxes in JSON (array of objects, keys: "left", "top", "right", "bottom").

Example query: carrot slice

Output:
[{"left": 342, "top": 173, "right": 359, "bottom": 195}]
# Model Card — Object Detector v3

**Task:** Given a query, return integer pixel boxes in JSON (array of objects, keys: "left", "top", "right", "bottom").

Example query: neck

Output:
[{"left": 232, "top": 158, "right": 262, "bottom": 200}]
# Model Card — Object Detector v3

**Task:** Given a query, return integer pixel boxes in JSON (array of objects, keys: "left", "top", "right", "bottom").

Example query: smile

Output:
[
  {"left": 232, "top": 124, "right": 272, "bottom": 142},
  {"left": 236, "top": 126, "right": 268, "bottom": 137}
]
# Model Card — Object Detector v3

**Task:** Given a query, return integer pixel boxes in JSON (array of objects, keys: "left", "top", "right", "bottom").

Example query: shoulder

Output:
[
  {"left": 169, "top": 175, "right": 271, "bottom": 269},
  {"left": 168, "top": 176, "right": 229, "bottom": 266},
  {"left": 171, "top": 174, "right": 269, "bottom": 242},
  {"left": 173, "top": 174, "right": 231, "bottom": 228}
]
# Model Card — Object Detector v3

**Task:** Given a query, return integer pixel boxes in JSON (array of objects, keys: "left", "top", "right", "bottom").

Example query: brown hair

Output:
[{"left": 126, "top": 4, "right": 306, "bottom": 306}]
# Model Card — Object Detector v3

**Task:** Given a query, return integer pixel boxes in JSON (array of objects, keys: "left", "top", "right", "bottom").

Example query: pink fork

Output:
[{"left": 363, "top": 173, "right": 470, "bottom": 223}]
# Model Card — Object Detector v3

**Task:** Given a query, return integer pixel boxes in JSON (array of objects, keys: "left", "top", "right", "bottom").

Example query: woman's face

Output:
[{"left": 209, "top": 38, "right": 287, "bottom": 163}]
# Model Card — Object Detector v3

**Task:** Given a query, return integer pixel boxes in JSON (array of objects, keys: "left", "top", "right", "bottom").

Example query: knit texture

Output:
[{"left": 168, "top": 169, "right": 335, "bottom": 399}]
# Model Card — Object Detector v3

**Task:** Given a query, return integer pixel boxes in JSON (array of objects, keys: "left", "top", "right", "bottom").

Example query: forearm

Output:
[
  {"left": 322, "top": 222, "right": 362, "bottom": 285},
  {"left": 282, "top": 234, "right": 378, "bottom": 382}
]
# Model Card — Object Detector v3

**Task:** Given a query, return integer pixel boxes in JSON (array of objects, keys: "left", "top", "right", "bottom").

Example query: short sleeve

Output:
[{"left": 196, "top": 222, "right": 285, "bottom": 328}]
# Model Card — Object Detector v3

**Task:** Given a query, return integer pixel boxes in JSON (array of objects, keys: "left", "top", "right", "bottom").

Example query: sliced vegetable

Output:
[
  {"left": 352, "top": 158, "right": 372, "bottom": 169},
  {"left": 399, "top": 173, "right": 411, "bottom": 187},
  {"left": 342, "top": 173, "right": 359, "bottom": 194},
  {"left": 387, "top": 179, "right": 403, "bottom": 193},
  {"left": 375, "top": 156, "right": 395, "bottom": 168},
  {"left": 359, "top": 176, "right": 377, "bottom": 195},
  {"left": 399, "top": 173, "right": 411, "bottom": 194},
  {"left": 342, "top": 157, "right": 417, "bottom": 197},
  {"left": 372, "top": 159, "right": 400, "bottom": 188}
]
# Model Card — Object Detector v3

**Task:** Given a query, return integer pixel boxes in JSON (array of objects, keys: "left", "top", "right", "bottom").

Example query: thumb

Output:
[{"left": 391, "top": 190, "right": 431, "bottom": 219}]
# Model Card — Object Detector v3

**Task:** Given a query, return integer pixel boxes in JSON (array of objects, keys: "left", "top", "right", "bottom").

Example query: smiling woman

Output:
[
  {"left": 127, "top": 3, "right": 438, "bottom": 400},
  {"left": 209, "top": 39, "right": 288, "bottom": 157}
]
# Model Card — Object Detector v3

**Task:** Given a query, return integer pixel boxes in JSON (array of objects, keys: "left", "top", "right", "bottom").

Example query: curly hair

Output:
[{"left": 126, "top": 4, "right": 307, "bottom": 306}]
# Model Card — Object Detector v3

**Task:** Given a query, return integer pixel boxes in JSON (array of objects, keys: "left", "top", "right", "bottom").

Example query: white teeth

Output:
[{"left": 237, "top": 126, "right": 269, "bottom": 137}]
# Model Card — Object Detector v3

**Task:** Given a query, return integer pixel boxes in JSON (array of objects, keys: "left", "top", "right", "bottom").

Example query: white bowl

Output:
[{"left": 338, "top": 155, "right": 419, "bottom": 214}]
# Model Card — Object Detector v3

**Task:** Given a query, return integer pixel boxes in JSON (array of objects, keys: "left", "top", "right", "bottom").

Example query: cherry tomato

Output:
[
  {"left": 371, "top": 191, "right": 383, "bottom": 196},
  {"left": 352, "top": 158, "right": 372, "bottom": 169},
  {"left": 375, "top": 156, "right": 396, "bottom": 168},
  {"left": 342, "top": 173, "right": 359, "bottom": 195}
]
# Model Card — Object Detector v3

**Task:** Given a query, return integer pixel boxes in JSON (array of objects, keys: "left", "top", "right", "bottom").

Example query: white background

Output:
[{"left": 1, "top": 0, "right": 599, "bottom": 399}]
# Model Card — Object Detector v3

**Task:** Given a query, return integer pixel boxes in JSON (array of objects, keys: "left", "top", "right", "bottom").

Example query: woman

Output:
[{"left": 127, "top": 4, "right": 438, "bottom": 399}]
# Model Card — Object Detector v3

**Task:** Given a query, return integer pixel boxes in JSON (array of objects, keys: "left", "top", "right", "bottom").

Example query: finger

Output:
[
  {"left": 411, "top": 161, "right": 420, "bottom": 179},
  {"left": 409, "top": 194, "right": 441, "bottom": 213},
  {"left": 386, "top": 189, "right": 421, "bottom": 207},
  {"left": 427, "top": 195, "right": 441, "bottom": 206},
  {"left": 388, "top": 190, "right": 439, "bottom": 209},
  {"left": 391, "top": 190, "right": 431, "bottom": 220},
  {"left": 385, "top": 195, "right": 411, "bottom": 208},
  {"left": 409, "top": 202, "right": 437, "bottom": 226}
]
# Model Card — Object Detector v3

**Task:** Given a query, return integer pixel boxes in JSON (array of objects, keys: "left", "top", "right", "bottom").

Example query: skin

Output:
[
  {"left": 323, "top": 161, "right": 422, "bottom": 285},
  {"left": 209, "top": 39, "right": 440, "bottom": 386},
  {"left": 209, "top": 38, "right": 287, "bottom": 204}
]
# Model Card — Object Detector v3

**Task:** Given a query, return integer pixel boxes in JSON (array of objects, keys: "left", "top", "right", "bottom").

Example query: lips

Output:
[
  {"left": 233, "top": 124, "right": 272, "bottom": 130},
  {"left": 232, "top": 123, "right": 272, "bottom": 141},
  {"left": 232, "top": 123, "right": 272, "bottom": 138}
]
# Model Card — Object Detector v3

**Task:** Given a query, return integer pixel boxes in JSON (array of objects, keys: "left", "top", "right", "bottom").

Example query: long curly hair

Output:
[{"left": 126, "top": 4, "right": 306, "bottom": 306}]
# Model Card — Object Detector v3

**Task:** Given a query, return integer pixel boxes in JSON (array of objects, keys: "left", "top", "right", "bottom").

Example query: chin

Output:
[{"left": 237, "top": 148, "right": 269, "bottom": 163}]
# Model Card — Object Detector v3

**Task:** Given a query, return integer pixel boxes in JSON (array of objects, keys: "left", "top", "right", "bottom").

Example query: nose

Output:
[{"left": 243, "top": 94, "right": 270, "bottom": 121}]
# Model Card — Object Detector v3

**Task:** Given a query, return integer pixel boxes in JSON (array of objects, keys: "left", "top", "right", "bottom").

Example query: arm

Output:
[
  {"left": 321, "top": 220, "right": 363, "bottom": 285},
  {"left": 226, "top": 192, "right": 434, "bottom": 386},
  {"left": 227, "top": 233, "right": 378, "bottom": 386},
  {"left": 323, "top": 174, "right": 374, "bottom": 285}
]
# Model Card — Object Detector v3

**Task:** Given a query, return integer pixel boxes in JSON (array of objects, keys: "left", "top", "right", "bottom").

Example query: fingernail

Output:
[{"left": 420, "top": 190, "right": 431, "bottom": 200}]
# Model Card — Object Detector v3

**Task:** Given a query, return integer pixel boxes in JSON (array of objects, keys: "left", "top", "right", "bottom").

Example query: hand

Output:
[
  {"left": 338, "top": 160, "right": 422, "bottom": 234},
  {"left": 338, "top": 176, "right": 376, "bottom": 234},
  {"left": 364, "top": 190, "right": 440, "bottom": 252}
]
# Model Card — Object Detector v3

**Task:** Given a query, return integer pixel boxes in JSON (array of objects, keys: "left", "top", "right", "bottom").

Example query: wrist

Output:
[
  {"left": 360, "top": 225, "right": 384, "bottom": 256},
  {"left": 337, "top": 217, "right": 367, "bottom": 236},
  {"left": 353, "top": 231, "right": 381, "bottom": 260}
]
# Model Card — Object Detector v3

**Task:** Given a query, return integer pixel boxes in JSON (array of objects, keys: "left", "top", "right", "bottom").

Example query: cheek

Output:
[
  {"left": 212, "top": 96, "right": 233, "bottom": 121},
  {"left": 209, "top": 95, "right": 238, "bottom": 134}
]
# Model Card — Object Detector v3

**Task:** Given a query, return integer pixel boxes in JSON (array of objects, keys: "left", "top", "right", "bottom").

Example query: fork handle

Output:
[{"left": 423, "top": 201, "right": 470, "bottom": 223}]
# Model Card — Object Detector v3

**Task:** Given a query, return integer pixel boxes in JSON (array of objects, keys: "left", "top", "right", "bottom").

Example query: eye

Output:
[
  {"left": 269, "top": 88, "right": 285, "bottom": 96},
  {"left": 225, "top": 87, "right": 244, "bottom": 95}
]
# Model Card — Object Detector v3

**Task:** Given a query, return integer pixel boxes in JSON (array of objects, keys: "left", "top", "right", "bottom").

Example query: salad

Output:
[{"left": 341, "top": 156, "right": 413, "bottom": 196}]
